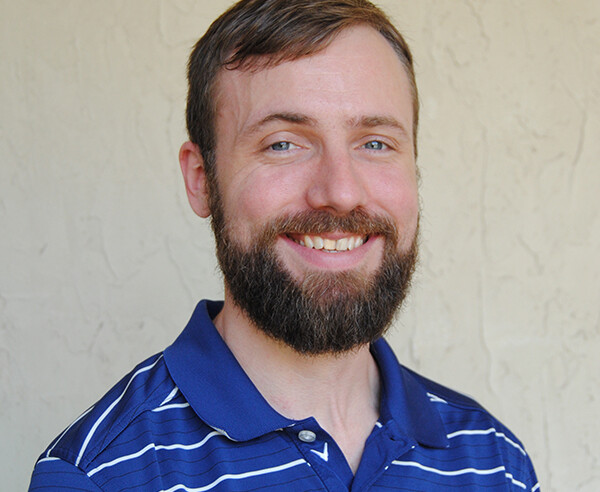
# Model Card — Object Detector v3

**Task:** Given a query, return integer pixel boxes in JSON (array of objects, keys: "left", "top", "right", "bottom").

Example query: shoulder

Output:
[
  {"left": 31, "top": 353, "right": 177, "bottom": 486},
  {"left": 401, "top": 365, "right": 539, "bottom": 489},
  {"left": 403, "top": 364, "right": 523, "bottom": 443}
]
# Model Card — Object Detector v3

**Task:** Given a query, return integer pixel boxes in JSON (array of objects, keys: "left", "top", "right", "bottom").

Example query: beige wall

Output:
[{"left": 1, "top": 1, "right": 598, "bottom": 490}]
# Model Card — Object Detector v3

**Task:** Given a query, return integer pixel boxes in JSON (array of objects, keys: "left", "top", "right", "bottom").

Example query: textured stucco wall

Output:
[{"left": 1, "top": 1, "right": 598, "bottom": 490}]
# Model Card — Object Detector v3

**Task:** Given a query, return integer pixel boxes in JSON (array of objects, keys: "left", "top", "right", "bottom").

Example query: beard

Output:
[{"left": 209, "top": 186, "right": 418, "bottom": 355}]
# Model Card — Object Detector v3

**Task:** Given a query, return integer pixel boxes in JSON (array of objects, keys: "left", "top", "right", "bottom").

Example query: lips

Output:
[{"left": 288, "top": 234, "right": 367, "bottom": 252}]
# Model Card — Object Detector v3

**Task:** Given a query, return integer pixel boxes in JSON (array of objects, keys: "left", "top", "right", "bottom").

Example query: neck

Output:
[{"left": 214, "top": 295, "right": 381, "bottom": 473}]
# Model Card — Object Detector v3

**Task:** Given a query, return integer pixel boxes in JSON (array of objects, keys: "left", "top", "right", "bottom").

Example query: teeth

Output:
[
  {"left": 294, "top": 234, "right": 366, "bottom": 252},
  {"left": 336, "top": 238, "right": 348, "bottom": 251},
  {"left": 323, "top": 239, "right": 336, "bottom": 250}
]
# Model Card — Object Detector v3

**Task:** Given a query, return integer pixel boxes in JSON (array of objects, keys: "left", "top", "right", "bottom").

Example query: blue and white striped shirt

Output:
[{"left": 30, "top": 300, "right": 539, "bottom": 491}]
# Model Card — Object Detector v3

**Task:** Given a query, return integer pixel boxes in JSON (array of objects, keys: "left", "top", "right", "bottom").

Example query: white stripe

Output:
[
  {"left": 494, "top": 431, "right": 527, "bottom": 456},
  {"left": 159, "top": 459, "right": 307, "bottom": 492},
  {"left": 375, "top": 421, "right": 383, "bottom": 428},
  {"left": 447, "top": 428, "right": 496, "bottom": 439},
  {"left": 427, "top": 392, "right": 448, "bottom": 404},
  {"left": 532, "top": 482, "right": 540, "bottom": 491},
  {"left": 87, "top": 431, "right": 222, "bottom": 477},
  {"left": 447, "top": 427, "right": 526, "bottom": 456},
  {"left": 36, "top": 457, "right": 61, "bottom": 464},
  {"left": 159, "top": 386, "right": 179, "bottom": 406},
  {"left": 152, "top": 402, "right": 191, "bottom": 413},
  {"left": 392, "top": 460, "right": 506, "bottom": 478},
  {"left": 505, "top": 472, "right": 527, "bottom": 489},
  {"left": 88, "top": 443, "right": 154, "bottom": 477},
  {"left": 46, "top": 405, "right": 95, "bottom": 458},
  {"left": 208, "top": 425, "right": 237, "bottom": 441},
  {"left": 76, "top": 355, "right": 163, "bottom": 467}
]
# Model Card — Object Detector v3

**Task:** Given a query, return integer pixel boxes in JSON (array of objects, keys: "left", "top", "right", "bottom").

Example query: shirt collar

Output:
[
  {"left": 165, "top": 300, "right": 448, "bottom": 448},
  {"left": 371, "top": 338, "right": 449, "bottom": 449},
  {"left": 164, "top": 300, "right": 295, "bottom": 441}
]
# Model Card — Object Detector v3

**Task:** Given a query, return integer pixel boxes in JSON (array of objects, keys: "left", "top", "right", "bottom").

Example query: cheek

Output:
[
  {"left": 222, "top": 169, "right": 304, "bottom": 236},
  {"left": 370, "top": 170, "right": 419, "bottom": 240},
  {"left": 397, "top": 183, "right": 420, "bottom": 221}
]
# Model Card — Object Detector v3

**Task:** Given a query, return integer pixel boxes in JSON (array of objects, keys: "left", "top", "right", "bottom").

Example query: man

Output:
[{"left": 29, "top": 0, "right": 539, "bottom": 490}]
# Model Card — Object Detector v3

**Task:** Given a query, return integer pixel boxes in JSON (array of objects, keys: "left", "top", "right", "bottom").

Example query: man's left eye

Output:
[
  {"left": 270, "top": 141, "right": 296, "bottom": 151},
  {"left": 363, "top": 140, "right": 387, "bottom": 150}
]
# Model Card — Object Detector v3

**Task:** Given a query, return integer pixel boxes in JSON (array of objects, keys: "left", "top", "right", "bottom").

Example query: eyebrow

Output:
[
  {"left": 347, "top": 115, "right": 411, "bottom": 139},
  {"left": 244, "top": 112, "right": 317, "bottom": 137}
]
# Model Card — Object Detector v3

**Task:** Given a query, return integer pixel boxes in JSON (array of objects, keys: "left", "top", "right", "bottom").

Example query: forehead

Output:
[{"left": 213, "top": 25, "right": 414, "bottom": 139}]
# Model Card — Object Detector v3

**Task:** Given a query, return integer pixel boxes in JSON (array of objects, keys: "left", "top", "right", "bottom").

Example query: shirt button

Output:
[{"left": 298, "top": 430, "right": 317, "bottom": 443}]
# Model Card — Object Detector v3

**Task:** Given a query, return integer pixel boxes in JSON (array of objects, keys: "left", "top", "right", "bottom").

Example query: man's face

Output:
[{"left": 205, "top": 25, "right": 419, "bottom": 353}]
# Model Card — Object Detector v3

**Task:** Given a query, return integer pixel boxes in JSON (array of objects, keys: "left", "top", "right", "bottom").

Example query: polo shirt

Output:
[{"left": 29, "top": 300, "right": 539, "bottom": 491}]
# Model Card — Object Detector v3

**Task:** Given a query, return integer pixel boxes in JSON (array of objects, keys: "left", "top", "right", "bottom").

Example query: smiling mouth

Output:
[{"left": 287, "top": 234, "right": 368, "bottom": 252}]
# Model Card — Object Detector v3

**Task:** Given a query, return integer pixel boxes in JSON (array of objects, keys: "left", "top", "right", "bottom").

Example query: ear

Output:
[{"left": 179, "top": 141, "right": 211, "bottom": 218}]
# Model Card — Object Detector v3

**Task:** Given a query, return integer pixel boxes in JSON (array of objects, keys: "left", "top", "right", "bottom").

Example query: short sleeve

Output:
[{"left": 29, "top": 457, "right": 103, "bottom": 491}]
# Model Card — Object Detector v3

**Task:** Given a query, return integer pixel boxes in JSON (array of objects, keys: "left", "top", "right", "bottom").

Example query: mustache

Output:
[{"left": 258, "top": 209, "right": 399, "bottom": 243}]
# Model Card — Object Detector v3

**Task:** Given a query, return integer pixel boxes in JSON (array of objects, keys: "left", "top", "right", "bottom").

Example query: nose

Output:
[{"left": 305, "top": 148, "right": 367, "bottom": 214}]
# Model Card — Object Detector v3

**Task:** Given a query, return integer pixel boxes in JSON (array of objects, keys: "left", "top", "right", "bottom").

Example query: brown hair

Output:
[{"left": 186, "top": 0, "right": 419, "bottom": 176}]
